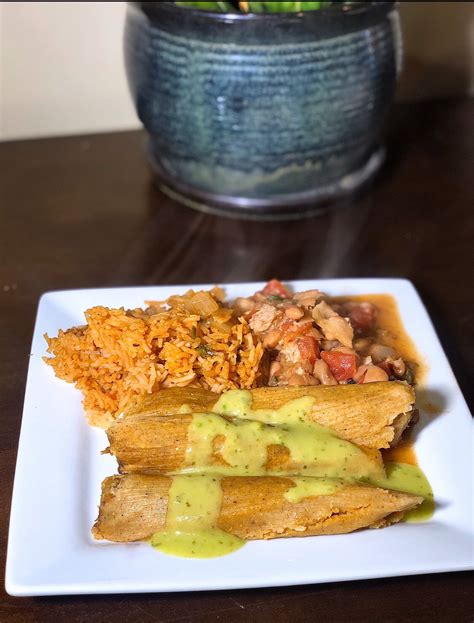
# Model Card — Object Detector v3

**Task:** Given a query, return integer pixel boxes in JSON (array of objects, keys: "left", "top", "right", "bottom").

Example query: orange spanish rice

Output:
[{"left": 44, "top": 290, "right": 264, "bottom": 427}]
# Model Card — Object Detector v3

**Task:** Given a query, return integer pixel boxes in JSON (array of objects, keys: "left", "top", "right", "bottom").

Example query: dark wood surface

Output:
[{"left": 1, "top": 99, "right": 473, "bottom": 622}]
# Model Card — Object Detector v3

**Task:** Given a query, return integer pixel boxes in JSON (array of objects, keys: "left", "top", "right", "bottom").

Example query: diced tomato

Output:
[
  {"left": 262, "top": 279, "right": 290, "bottom": 299},
  {"left": 348, "top": 303, "right": 376, "bottom": 333},
  {"left": 297, "top": 336, "right": 319, "bottom": 365},
  {"left": 281, "top": 320, "right": 313, "bottom": 343},
  {"left": 321, "top": 351, "right": 357, "bottom": 382}
]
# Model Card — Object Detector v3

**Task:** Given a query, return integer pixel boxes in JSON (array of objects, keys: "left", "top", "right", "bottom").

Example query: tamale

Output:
[
  {"left": 92, "top": 474, "right": 423, "bottom": 542},
  {"left": 125, "top": 386, "right": 216, "bottom": 418},
  {"left": 105, "top": 412, "right": 385, "bottom": 479},
  {"left": 125, "top": 382, "right": 415, "bottom": 449}
]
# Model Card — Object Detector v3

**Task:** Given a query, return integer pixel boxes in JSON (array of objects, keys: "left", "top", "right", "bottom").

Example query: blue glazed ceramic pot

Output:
[{"left": 125, "top": 2, "right": 400, "bottom": 218}]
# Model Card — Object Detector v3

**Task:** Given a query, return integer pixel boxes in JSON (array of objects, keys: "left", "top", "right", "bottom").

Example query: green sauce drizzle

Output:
[
  {"left": 184, "top": 392, "right": 384, "bottom": 480},
  {"left": 284, "top": 477, "right": 344, "bottom": 503},
  {"left": 151, "top": 390, "right": 434, "bottom": 558},
  {"left": 367, "top": 461, "right": 434, "bottom": 522},
  {"left": 151, "top": 474, "right": 244, "bottom": 558}
]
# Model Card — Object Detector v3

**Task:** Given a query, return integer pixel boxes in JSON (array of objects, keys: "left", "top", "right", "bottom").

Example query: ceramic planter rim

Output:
[{"left": 135, "top": 1, "right": 396, "bottom": 24}]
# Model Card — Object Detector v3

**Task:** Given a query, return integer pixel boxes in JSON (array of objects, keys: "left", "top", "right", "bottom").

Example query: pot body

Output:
[{"left": 125, "top": 2, "right": 400, "bottom": 216}]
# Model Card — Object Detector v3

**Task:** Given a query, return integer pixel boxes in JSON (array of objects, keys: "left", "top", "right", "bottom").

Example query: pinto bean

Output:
[
  {"left": 369, "top": 343, "right": 397, "bottom": 363},
  {"left": 234, "top": 297, "right": 255, "bottom": 314},
  {"left": 354, "top": 337, "right": 373, "bottom": 352},
  {"left": 263, "top": 329, "right": 282, "bottom": 349},
  {"left": 392, "top": 358, "right": 406, "bottom": 376},
  {"left": 284, "top": 305, "right": 305, "bottom": 320}
]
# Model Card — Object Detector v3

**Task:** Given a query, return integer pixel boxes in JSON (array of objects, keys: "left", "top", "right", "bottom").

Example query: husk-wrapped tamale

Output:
[
  {"left": 124, "top": 382, "right": 415, "bottom": 449},
  {"left": 92, "top": 473, "right": 423, "bottom": 543},
  {"left": 105, "top": 411, "right": 385, "bottom": 479}
]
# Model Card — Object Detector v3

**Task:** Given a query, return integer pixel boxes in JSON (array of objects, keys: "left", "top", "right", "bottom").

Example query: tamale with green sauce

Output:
[
  {"left": 124, "top": 382, "right": 415, "bottom": 450},
  {"left": 92, "top": 474, "right": 423, "bottom": 543},
  {"left": 106, "top": 410, "right": 385, "bottom": 479}
]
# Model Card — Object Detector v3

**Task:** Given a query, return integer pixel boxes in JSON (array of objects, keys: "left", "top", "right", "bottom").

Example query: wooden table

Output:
[{"left": 1, "top": 99, "right": 473, "bottom": 622}]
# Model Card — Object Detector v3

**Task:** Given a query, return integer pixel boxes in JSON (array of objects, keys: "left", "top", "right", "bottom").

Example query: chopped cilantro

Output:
[{"left": 197, "top": 344, "right": 214, "bottom": 358}]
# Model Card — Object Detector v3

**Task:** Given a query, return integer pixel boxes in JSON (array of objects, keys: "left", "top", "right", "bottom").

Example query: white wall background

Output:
[
  {"left": 0, "top": 2, "right": 140, "bottom": 140},
  {"left": 1, "top": 2, "right": 473, "bottom": 141}
]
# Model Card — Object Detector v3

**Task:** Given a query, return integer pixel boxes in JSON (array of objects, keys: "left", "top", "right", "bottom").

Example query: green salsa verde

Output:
[
  {"left": 151, "top": 474, "right": 244, "bottom": 558},
  {"left": 366, "top": 461, "right": 434, "bottom": 522},
  {"left": 184, "top": 393, "right": 384, "bottom": 480},
  {"left": 151, "top": 390, "right": 433, "bottom": 559}
]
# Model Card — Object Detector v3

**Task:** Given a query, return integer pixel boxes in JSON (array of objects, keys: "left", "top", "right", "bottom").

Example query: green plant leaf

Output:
[
  {"left": 175, "top": 1, "right": 235, "bottom": 11},
  {"left": 174, "top": 1, "right": 357, "bottom": 12},
  {"left": 247, "top": 1, "right": 337, "bottom": 11}
]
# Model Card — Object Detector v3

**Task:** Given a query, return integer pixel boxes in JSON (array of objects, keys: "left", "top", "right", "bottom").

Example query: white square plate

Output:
[{"left": 6, "top": 279, "right": 473, "bottom": 596}]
